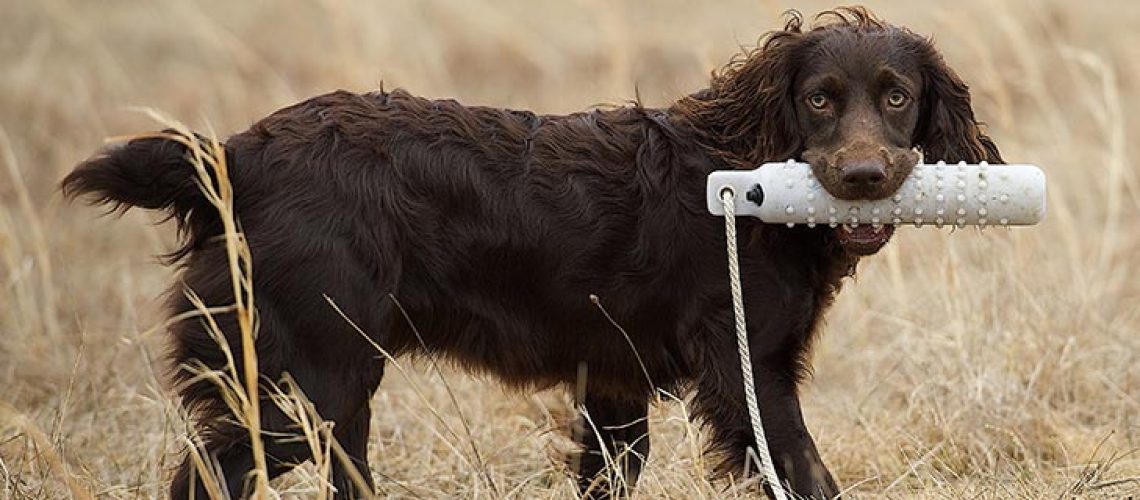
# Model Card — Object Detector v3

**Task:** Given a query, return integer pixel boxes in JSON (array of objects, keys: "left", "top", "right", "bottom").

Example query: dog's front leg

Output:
[
  {"left": 754, "top": 366, "right": 839, "bottom": 499},
  {"left": 699, "top": 359, "right": 840, "bottom": 499}
]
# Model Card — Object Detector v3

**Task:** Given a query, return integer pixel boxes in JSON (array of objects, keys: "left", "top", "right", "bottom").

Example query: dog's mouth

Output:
[
  {"left": 798, "top": 149, "right": 914, "bottom": 256},
  {"left": 834, "top": 224, "right": 894, "bottom": 255}
]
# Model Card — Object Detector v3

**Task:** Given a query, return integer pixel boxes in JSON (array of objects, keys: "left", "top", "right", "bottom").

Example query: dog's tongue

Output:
[{"left": 836, "top": 224, "right": 894, "bottom": 255}]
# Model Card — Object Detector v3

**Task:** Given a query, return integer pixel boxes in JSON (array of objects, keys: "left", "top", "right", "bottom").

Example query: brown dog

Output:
[{"left": 62, "top": 7, "right": 1001, "bottom": 499}]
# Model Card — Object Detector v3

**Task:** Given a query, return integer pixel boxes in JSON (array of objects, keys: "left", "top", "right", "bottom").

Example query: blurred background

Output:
[{"left": 2, "top": 0, "right": 1138, "bottom": 497}]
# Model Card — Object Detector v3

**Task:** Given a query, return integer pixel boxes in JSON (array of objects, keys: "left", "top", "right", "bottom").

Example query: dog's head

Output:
[{"left": 681, "top": 8, "right": 1003, "bottom": 255}]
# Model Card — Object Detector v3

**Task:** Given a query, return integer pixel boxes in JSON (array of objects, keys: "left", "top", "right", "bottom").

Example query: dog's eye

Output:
[
  {"left": 807, "top": 93, "right": 829, "bottom": 110},
  {"left": 887, "top": 90, "right": 908, "bottom": 108}
]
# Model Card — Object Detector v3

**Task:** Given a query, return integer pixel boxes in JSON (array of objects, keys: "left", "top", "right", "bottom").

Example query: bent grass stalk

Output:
[
  {"left": 128, "top": 111, "right": 270, "bottom": 497},
  {"left": 265, "top": 375, "right": 336, "bottom": 499}
]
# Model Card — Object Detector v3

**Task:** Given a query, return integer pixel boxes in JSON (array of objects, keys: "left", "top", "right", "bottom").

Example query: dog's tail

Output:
[{"left": 61, "top": 130, "right": 224, "bottom": 261}]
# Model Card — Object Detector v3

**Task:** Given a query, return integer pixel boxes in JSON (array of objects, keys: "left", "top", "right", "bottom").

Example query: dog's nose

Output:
[{"left": 841, "top": 161, "right": 887, "bottom": 188}]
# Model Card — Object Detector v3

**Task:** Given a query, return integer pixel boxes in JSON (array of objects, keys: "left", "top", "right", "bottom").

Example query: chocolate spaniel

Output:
[{"left": 63, "top": 7, "right": 1001, "bottom": 499}]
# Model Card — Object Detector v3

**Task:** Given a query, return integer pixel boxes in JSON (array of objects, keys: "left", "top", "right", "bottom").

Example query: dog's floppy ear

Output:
[
  {"left": 678, "top": 14, "right": 807, "bottom": 167},
  {"left": 914, "top": 48, "right": 1004, "bottom": 164}
]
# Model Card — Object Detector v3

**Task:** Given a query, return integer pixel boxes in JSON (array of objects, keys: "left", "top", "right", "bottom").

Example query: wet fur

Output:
[{"left": 62, "top": 7, "right": 1000, "bottom": 499}]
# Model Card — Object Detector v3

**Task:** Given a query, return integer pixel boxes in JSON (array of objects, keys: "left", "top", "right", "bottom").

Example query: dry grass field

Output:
[{"left": 3, "top": 0, "right": 1140, "bottom": 498}]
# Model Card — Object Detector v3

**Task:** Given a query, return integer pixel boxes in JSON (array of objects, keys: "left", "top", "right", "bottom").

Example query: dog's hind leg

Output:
[
  {"left": 167, "top": 244, "right": 389, "bottom": 499},
  {"left": 572, "top": 394, "right": 650, "bottom": 499},
  {"left": 168, "top": 420, "right": 313, "bottom": 500},
  {"left": 167, "top": 323, "right": 385, "bottom": 499},
  {"left": 330, "top": 401, "right": 378, "bottom": 497}
]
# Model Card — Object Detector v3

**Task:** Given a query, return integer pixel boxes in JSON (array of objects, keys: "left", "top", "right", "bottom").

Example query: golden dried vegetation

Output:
[{"left": 2, "top": 0, "right": 1138, "bottom": 498}]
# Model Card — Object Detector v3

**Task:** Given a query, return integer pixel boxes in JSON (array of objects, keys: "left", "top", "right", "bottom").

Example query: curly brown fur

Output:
[{"left": 62, "top": 7, "right": 1001, "bottom": 499}]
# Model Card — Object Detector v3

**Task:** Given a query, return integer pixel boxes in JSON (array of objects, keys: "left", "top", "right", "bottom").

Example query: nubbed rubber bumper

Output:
[{"left": 708, "top": 160, "right": 1046, "bottom": 227}]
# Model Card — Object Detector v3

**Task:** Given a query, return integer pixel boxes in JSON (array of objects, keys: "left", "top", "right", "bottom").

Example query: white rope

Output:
[{"left": 720, "top": 187, "right": 788, "bottom": 500}]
